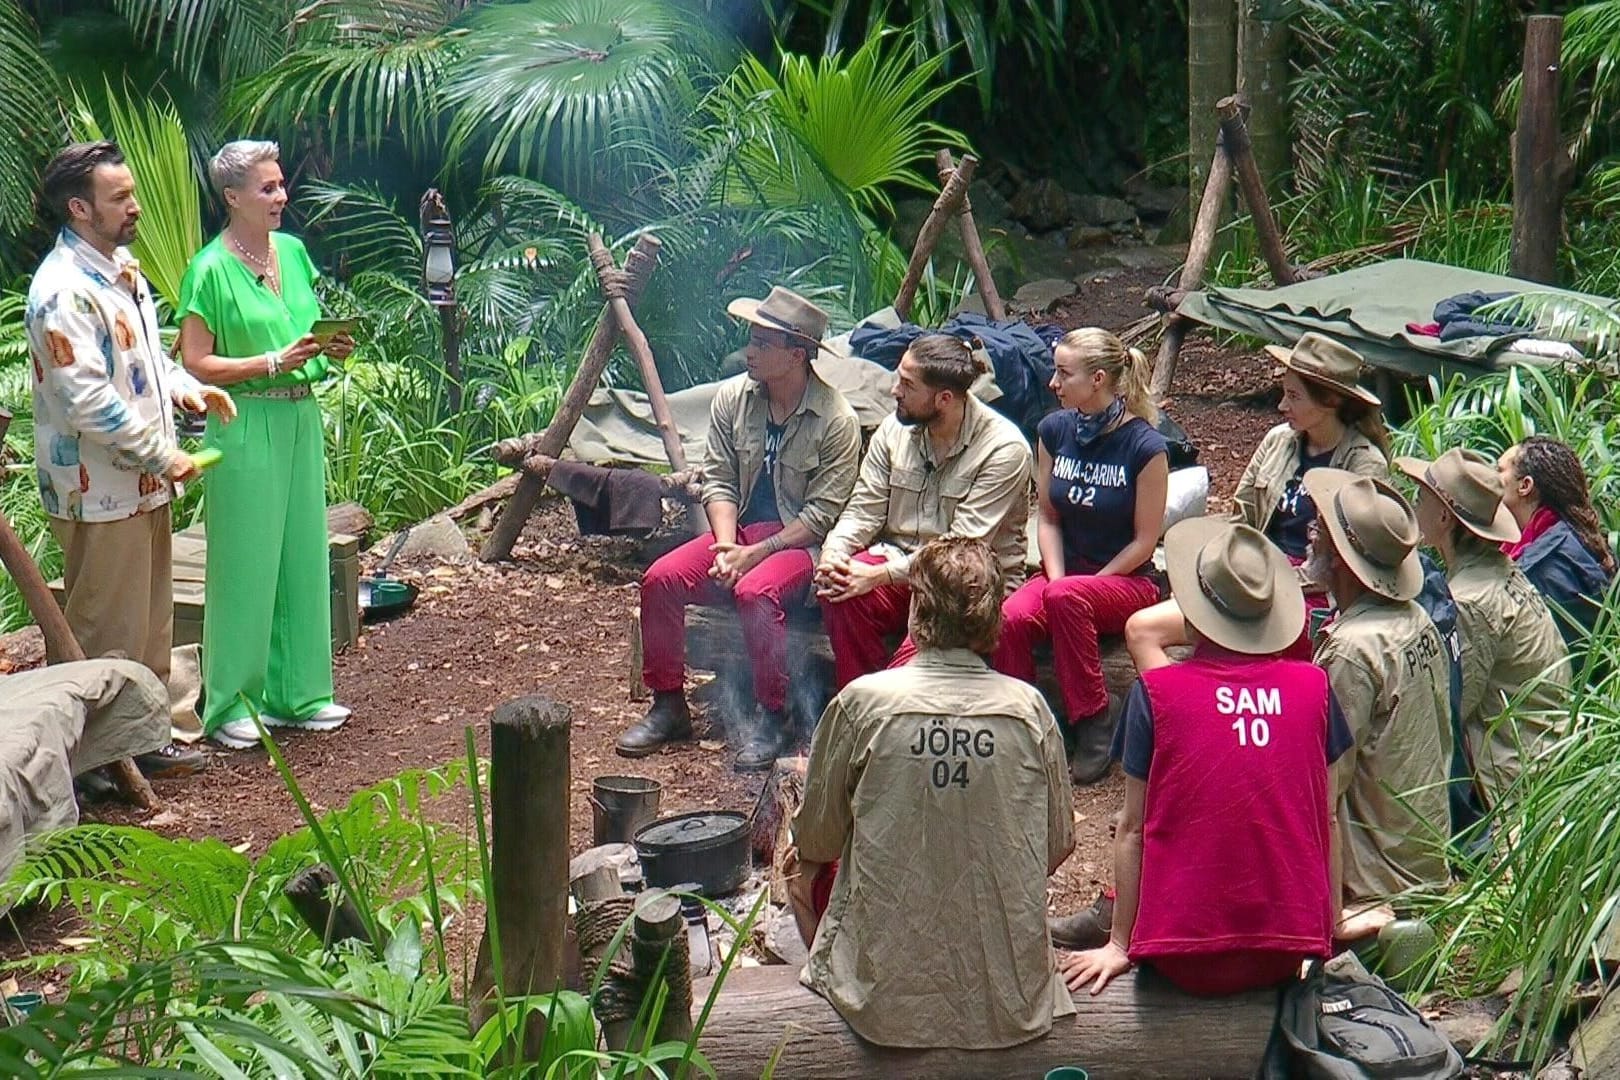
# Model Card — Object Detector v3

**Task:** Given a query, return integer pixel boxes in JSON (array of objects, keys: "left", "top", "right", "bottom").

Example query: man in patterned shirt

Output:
[{"left": 27, "top": 141, "right": 234, "bottom": 777}]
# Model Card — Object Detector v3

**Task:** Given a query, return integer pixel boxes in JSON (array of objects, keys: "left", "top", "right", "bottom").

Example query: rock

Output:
[
  {"left": 764, "top": 907, "right": 809, "bottom": 966},
  {"left": 1428, "top": 996, "right": 1507, "bottom": 1056},
  {"left": 0, "top": 625, "right": 45, "bottom": 675},
  {"left": 388, "top": 515, "right": 472, "bottom": 565},
  {"left": 965, "top": 179, "right": 1011, "bottom": 228},
  {"left": 1071, "top": 194, "right": 1136, "bottom": 228},
  {"left": 1011, "top": 278, "right": 1078, "bottom": 314},
  {"left": 1110, "top": 244, "right": 1188, "bottom": 272},
  {"left": 891, "top": 196, "right": 936, "bottom": 251},
  {"left": 1009, "top": 178, "right": 1073, "bottom": 231},
  {"left": 1066, "top": 225, "right": 1114, "bottom": 249},
  {"left": 1130, "top": 184, "right": 1184, "bottom": 221}
]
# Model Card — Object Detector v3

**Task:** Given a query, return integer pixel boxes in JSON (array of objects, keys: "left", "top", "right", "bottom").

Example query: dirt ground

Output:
[{"left": 2, "top": 266, "right": 1287, "bottom": 974}]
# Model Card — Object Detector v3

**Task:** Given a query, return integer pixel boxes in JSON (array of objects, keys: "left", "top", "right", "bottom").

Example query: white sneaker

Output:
[
  {"left": 262, "top": 704, "right": 351, "bottom": 732},
  {"left": 211, "top": 718, "right": 262, "bottom": 750}
]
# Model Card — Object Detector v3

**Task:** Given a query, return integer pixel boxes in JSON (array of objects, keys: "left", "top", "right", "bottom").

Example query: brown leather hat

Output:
[
  {"left": 1165, "top": 517, "right": 1306, "bottom": 655},
  {"left": 726, "top": 286, "right": 844, "bottom": 357},
  {"left": 1303, "top": 468, "right": 1424, "bottom": 600},
  {"left": 1264, "top": 332, "right": 1381, "bottom": 408},
  {"left": 1395, "top": 447, "right": 1521, "bottom": 544}
]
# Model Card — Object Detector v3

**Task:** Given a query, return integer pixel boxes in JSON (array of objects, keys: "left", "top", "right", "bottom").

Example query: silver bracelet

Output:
[{"left": 267, "top": 350, "right": 280, "bottom": 377}]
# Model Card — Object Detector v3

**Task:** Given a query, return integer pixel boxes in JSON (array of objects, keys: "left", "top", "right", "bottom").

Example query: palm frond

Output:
[
  {"left": 441, "top": 0, "right": 707, "bottom": 184},
  {"left": 299, "top": 179, "right": 423, "bottom": 278},
  {"left": 0, "top": 3, "right": 64, "bottom": 234},
  {"left": 68, "top": 83, "right": 204, "bottom": 307},
  {"left": 109, "top": 0, "right": 291, "bottom": 84}
]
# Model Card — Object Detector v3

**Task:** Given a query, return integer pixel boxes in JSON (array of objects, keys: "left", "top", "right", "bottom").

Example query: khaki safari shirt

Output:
[
  {"left": 701, "top": 370, "right": 861, "bottom": 554},
  {"left": 820, "top": 394, "right": 1032, "bottom": 587},
  {"left": 1315, "top": 594, "right": 1453, "bottom": 901},
  {"left": 1231, "top": 423, "right": 1387, "bottom": 535},
  {"left": 1448, "top": 543, "right": 1571, "bottom": 803},
  {"left": 795, "top": 649, "right": 1075, "bottom": 1050}
]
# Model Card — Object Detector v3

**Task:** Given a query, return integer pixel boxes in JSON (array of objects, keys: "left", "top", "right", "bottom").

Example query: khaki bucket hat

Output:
[
  {"left": 1264, "top": 332, "right": 1381, "bottom": 408},
  {"left": 1165, "top": 517, "right": 1306, "bottom": 655},
  {"left": 1303, "top": 469, "right": 1424, "bottom": 601},
  {"left": 726, "top": 286, "right": 845, "bottom": 358},
  {"left": 1394, "top": 447, "right": 1521, "bottom": 545}
]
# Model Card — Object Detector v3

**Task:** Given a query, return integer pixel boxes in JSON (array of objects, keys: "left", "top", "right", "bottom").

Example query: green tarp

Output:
[{"left": 1178, "top": 258, "right": 1615, "bottom": 381}]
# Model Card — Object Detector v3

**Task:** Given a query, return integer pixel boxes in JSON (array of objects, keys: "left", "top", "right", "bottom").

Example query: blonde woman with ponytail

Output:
[
  {"left": 991, "top": 327, "right": 1170, "bottom": 785},
  {"left": 1126, "top": 332, "right": 1390, "bottom": 671}
]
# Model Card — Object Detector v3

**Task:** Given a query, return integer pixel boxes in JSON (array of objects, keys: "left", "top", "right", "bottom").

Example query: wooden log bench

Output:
[{"left": 693, "top": 964, "right": 1275, "bottom": 1079}]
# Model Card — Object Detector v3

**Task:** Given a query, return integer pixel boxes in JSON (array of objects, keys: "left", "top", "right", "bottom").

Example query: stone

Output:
[
  {"left": 965, "top": 179, "right": 1011, "bottom": 228},
  {"left": 1071, "top": 194, "right": 1136, "bottom": 228},
  {"left": 1110, "top": 244, "right": 1188, "bottom": 271},
  {"left": 1130, "top": 184, "right": 1184, "bottom": 220},
  {"left": 1427, "top": 995, "right": 1506, "bottom": 1056},
  {"left": 763, "top": 907, "right": 809, "bottom": 966},
  {"left": 1066, "top": 225, "right": 1114, "bottom": 249},
  {"left": 1009, "top": 178, "right": 1073, "bottom": 232},
  {"left": 386, "top": 515, "right": 472, "bottom": 565},
  {"left": 1010, "top": 278, "right": 1078, "bottom": 314}
]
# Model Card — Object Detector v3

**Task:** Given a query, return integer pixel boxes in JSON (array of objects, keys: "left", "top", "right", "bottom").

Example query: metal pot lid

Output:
[{"left": 635, "top": 811, "right": 748, "bottom": 848}]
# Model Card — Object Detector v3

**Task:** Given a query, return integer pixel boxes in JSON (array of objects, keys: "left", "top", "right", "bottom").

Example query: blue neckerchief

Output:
[{"left": 1073, "top": 396, "right": 1125, "bottom": 447}]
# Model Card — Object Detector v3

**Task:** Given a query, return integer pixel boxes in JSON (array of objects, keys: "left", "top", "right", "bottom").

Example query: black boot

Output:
[
  {"left": 1068, "top": 693, "right": 1120, "bottom": 786},
  {"left": 1048, "top": 890, "right": 1115, "bottom": 950},
  {"left": 616, "top": 691, "right": 693, "bottom": 757},
  {"left": 734, "top": 707, "right": 792, "bottom": 773}
]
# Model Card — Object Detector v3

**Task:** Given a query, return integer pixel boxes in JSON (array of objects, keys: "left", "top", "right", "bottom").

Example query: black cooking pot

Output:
[{"left": 634, "top": 811, "right": 751, "bottom": 897}]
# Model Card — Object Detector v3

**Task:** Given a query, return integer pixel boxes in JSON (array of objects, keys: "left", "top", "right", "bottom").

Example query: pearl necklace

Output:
[{"left": 228, "top": 232, "right": 279, "bottom": 294}]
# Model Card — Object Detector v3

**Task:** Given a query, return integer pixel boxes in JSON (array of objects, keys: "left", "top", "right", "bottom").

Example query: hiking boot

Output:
[
  {"left": 1048, "top": 890, "right": 1115, "bottom": 950},
  {"left": 73, "top": 767, "right": 120, "bottom": 804},
  {"left": 734, "top": 707, "right": 791, "bottom": 773},
  {"left": 1068, "top": 694, "right": 1120, "bottom": 786},
  {"left": 616, "top": 691, "right": 693, "bottom": 757},
  {"left": 134, "top": 743, "right": 207, "bottom": 779}
]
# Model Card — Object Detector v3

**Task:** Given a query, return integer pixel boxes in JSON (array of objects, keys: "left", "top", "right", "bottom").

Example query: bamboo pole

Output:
[
  {"left": 1149, "top": 137, "right": 1237, "bottom": 400},
  {"left": 935, "top": 151, "right": 1006, "bottom": 321},
  {"left": 479, "top": 235, "right": 663, "bottom": 562},
  {"left": 894, "top": 163, "right": 974, "bottom": 320},
  {"left": 1216, "top": 95, "right": 1298, "bottom": 288}
]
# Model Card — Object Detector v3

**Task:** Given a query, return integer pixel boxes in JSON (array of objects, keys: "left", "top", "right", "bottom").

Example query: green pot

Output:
[
  {"left": 1046, "top": 1069, "right": 1089, "bottom": 1080},
  {"left": 7, "top": 992, "right": 44, "bottom": 1016}
]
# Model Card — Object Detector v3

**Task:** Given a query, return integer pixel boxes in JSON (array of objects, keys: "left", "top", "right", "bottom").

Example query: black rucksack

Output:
[{"left": 1263, "top": 952, "right": 1464, "bottom": 1079}]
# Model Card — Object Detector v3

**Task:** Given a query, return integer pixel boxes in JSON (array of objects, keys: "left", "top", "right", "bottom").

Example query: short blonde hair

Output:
[
  {"left": 907, "top": 537, "right": 1003, "bottom": 653},
  {"left": 207, "top": 139, "right": 280, "bottom": 197}
]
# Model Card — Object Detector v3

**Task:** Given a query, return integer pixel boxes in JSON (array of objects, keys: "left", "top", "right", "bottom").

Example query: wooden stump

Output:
[
  {"left": 692, "top": 964, "right": 1275, "bottom": 1079},
  {"left": 471, "top": 695, "right": 572, "bottom": 1048}
]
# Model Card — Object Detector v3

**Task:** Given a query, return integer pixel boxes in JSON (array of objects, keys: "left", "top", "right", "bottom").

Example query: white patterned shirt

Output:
[{"left": 27, "top": 228, "right": 205, "bottom": 522}]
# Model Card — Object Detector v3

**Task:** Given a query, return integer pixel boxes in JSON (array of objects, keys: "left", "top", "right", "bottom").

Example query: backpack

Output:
[{"left": 1263, "top": 952, "right": 1464, "bottom": 1079}]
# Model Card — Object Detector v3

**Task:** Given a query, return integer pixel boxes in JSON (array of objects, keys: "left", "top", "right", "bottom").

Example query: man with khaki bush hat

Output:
[
  {"left": 1304, "top": 469, "right": 1453, "bottom": 906},
  {"left": 1397, "top": 447, "right": 1571, "bottom": 806}
]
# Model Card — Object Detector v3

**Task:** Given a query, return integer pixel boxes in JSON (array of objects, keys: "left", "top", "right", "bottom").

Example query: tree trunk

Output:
[
  {"left": 1237, "top": 0, "right": 1292, "bottom": 199},
  {"left": 1510, "top": 15, "right": 1566, "bottom": 285},
  {"left": 692, "top": 965, "right": 1275, "bottom": 1079},
  {"left": 1187, "top": 0, "right": 1239, "bottom": 225}
]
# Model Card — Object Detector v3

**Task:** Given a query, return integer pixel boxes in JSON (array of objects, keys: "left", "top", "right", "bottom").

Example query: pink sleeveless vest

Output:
[{"left": 1131, "top": 650, "right": 1335, "bottom": 962}]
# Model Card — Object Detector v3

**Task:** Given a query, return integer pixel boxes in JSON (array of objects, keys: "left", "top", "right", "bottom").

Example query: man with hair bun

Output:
[
  {"left": 815, "top": 333, "right": 1032, "bottom": 686},
  {"left": 791, "top": 536, "right": 1074, "bottom": 1049}
]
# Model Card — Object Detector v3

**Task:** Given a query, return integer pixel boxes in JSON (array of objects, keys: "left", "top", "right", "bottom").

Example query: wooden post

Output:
[
  {"left": 1149, "top": 137, "right": 1237, "bottom": 400},
  {"left": 284, "top": 863, "right": 374, "bottom": 948},
  {"left": 0, "top": 406, "right": 11, "bottom": 442},
  {"left": 587, "top": 233, "right": 709, "bottom": 534},
  {"left": 0, "top": 507, "right": 157, "bottom": 810},
  {"left": 616, "top": 889, "right": 693, "bottom": 1050},
  {"left": 1217, "top": 95, "right": 1298, "bottom": 288},
  {"left": 479, "top": 235, "right": 663, "bottom": 562},
  {"left": 894, "top": 162, "right": 974, "bottom": 320},
  {"left": 470, "top": 696, "right": 572, "bottom": 1048},
  {"left": 1510, "top": 15, "right": 1566, "bottom": 284},
  {"left": 935, "top": 151, "right": 1006, "bottom": 321}
]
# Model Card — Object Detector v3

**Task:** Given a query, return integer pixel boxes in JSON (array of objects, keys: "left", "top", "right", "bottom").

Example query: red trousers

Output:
[
  {"left": 992, "top": 572, "right": 1162, "bottom": 722},
  {"left": 640, "top": 522, "right": 813, "bottom": 712},
  {"left": 821, "top": 551, "right": 912, "bottom": 688}
]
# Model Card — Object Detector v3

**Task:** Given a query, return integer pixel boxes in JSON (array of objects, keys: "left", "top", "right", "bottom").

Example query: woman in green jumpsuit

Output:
[{"left": 177, "top": 140, "right": 354, "bottom": 749}]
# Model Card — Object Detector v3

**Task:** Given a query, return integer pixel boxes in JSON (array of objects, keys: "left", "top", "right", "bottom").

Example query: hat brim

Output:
[
  {"left": 1394, "top": 457, "right": 1521, "bottom": 544},
  {"left": 1302, "top": 469, "right": 1423, "bottom": 601},
  {"left": 1264, "top": 344, "right": 1382, "bottom": 408},
  {"left": 726, "top": 297, "right": 846, "bottom": 358},
  {"left": 1164, "top": 517, "right": 1308, "bottom": 655}
]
